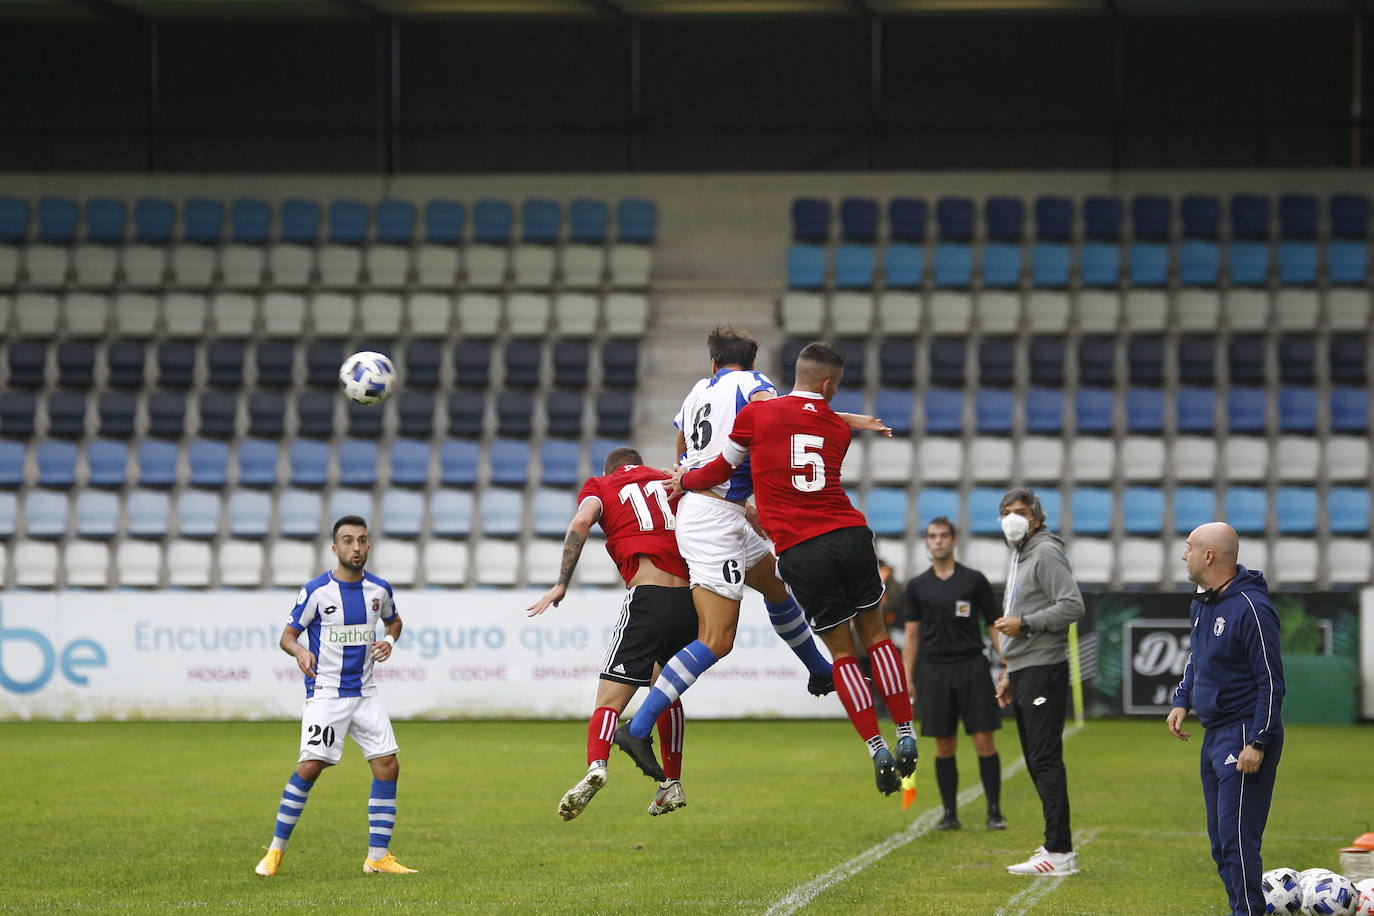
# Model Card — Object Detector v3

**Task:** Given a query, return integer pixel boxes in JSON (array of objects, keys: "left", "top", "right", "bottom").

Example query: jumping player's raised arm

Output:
[{"left": 528, "top": 491, "right": 603, "bottom": 617}]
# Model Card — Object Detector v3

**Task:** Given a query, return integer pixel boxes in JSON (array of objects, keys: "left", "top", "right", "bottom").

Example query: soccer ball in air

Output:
[
  {"left": 339, "top": 351, "right": 397, "bottom": 405},
  {"left": 1353, "top": 878, "right": 1374, "bottom": 916},
  {"left": 1303, "top": 873, "right": 1359, "bottom": 916},
  {"left": 1263, "top": 867, "right": 1302, "bottom": 914}
]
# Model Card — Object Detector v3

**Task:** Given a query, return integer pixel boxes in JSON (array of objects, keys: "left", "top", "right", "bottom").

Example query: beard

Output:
[{"left": 338, "top": 555, "right": 366, "bottom": 572}]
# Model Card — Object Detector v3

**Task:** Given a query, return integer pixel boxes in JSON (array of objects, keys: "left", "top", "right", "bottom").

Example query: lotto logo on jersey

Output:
[{"left": 325, "top": 626, "right": 376, "bottom": 646}]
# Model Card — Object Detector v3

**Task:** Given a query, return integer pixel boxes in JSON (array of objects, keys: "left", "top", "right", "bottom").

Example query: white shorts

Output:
[
  {"left": 675, "top": 492, "right": 772, "bottom": 601},
  {"left": 298, "top": 694, "right": 399, "bottom": 765}
]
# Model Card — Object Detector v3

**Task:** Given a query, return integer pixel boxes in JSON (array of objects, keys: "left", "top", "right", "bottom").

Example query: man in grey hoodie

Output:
[{"left": 990, "top": 486, "right": 1085, "bottom": 877}]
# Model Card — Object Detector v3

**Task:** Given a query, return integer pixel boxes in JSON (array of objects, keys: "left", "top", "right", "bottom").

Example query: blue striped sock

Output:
[
  {"left": 270, "top": 772, "right": 314, "bottom": 850},
  {"left": 367, "top": 779, "right": 397, "bottom": 860},
  {"left": 765, "top": 595, "right": 832, "bottom": 677},
  {"left": 629, "top": 640, "right": 718, "bottom": 738}
]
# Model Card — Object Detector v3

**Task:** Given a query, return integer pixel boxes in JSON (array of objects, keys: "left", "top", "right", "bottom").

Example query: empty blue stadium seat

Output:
[
  {"left": 597, "top": 391, "right": 633, "bottom": 438},
  {"left": 1075, "top": 389, "right": 1114, "bottom": 434},
  {"left": 932, "top": 244, "right": 972, "bottom": 288},
  {"left": 985, "top": 197, "right": 1024, "bottom": 242},
  {"left": 106, "top": 342, "right": 146, "bottom": 389},
  {"left": 979, "top": 338, "right": 1014, "bottom": 387},
  {"left": 1128, "top": 336, "right": 1164, "bottom": 386},
  {"left": 1123, "top": 487, "right": 1165, "bottom": 535},
  {"left": 1084, "top": 196, "right": 1122, "bottom": 241},
  {"left": 183, "top": 198, "right": 223, "bottom": 244},
  {"left": 1077, "top": 336, "right": 1115, "bottom": 387},
  {"left": 489, "top": 439, "right": 530, "bottom": 487},
  {"left": 1034, "top": 196, "right": 1073, "bottom": 242},
  {"left": 431, "top": 489, "right": 474, "bottom": 538},
  {"left": 309, "top": 343, "right": 345, "bottom": 389},
  {"left": 865, "top": 488, "right": 906, "bottom": 537},
  {"left": 1126, "top": 387, "right": 1165, "bottom": 433},
  {"left": 1228, "top": 242, "right": 1270, "bottom": 286},
  {"left": 251, "top": 342, "right": 293, "bottom": 390},
  {"left": 127, "top": 489, "right": 171, "bottom": 538},
  {"left": 1327, "top": 240, "right": 1368, "bottom": 285},
  {"left": 839, "top": 197, "right": 878, "bottom": 243},
  {"left": 230, "top": 199, "right": 270, "bottom": 244},
  {"left": 1278, "top": 194, "right": 1317, "bottom": 240},
  {"left": 836, "top": 338, "right": 866, "bottom": 389},
  {"left": 569, "top": 199, "right": 608, "bottom": 243},
  {"left": 58, "top": 342, "right": 97, "bottom": 389},
  {"left": 278, "top": 489, "right": 323, "bottom": 539},
  {"left": 295, "top": 393, "right": 335, "bottom": 440},
  {"left": 479, "top": 488, "right": 522, "bottom": 538},
  {"left": 0, "top": 197, "right": 29, "bottom": 242},
  {"left": 929, "top": 336, "right": 965, "bottom": 387},
  {"left": 504, "top": 339, "right": 542, "bottom": 389},
  {"left": 7, "top": 341, "right": 48, "bottom": 389},
  {"left": 888, "top": 198, "right": 927, "bottom": 242},
  {"left": 617, "top": 198, "right": 656, "bottom": 243},
  {"left": 1274, "top": 487, "right": 1317, "bottom": 534},
  {"left": 1224, "top": 487, "right": 1266, "bottom": 534},
  {"left": 1028, "top": 337, "right": 1065, "bottom": 386},
  {"left": 588, "top": 439, "right": 626, "bottom": 479},
  {"left": 47, "top": 393, "right": 87, "bottom": 439},
  {"left": 328, "top": 199, "right": 368, "bottom": 244},
  {"left": 545, "top": 391, "right": 584, "bottom": 439},
  {"left": 601, "top": 340, "right": 639, "bottom": 388},
  {"left": 874, "top": 389, "right": 913, "bottom": 435},
  {"left": 936, "top": 197, "right": 974, "bottom": 242},
  {"left": 883, "top": 244, "right": 923, "bottom": 288},
  {"left": 236, "top": 439, "right": 278, "bottom": 488},
  {"left": 26, "top": 490, "right": 68, "bottom": 539},
  {"left": 85, "top": 439, "right": 127, "bottom": 488},
  {"left": 339, "top": 439, "right": 379, "bottom": 487},
  {"left": 791, "top": 197, "right": 830, "bottom": 242},
  {"left": 1128, "top": 243, "right": 1169, "bottom": 287},
  {"left": 346, "top": 398, "right": 382, "bottom": 442},
  {"left": 75, "top": 489, "right": 118, "bottom": 539},
  {"left": 780, "top": 338, "right": 806, "bottom": 386},
  {"left": 397, "top": 391, "right": 435, "bottom": 439},
  {"left": 917, "top": 488, "right": 958, "bottom": 527},
  {"left": 497, "top": 391, "right": 534, "bottom": 438},
  {"left": 521, "top": 199, "right": 561, "bottom": 244},
  {"left": 453, "top": 340, "right": 493, "bottom": 389},
  {"left": 389, "top": 438, "right": 430, "bottom": 488},
  {"left": 137, "top": 440, "right": 178, "bottom": 488},
  {"left": 1278, "top": 387, "right": 1317, "bottom": 433},
  {"left": 1181, "top": 194, "right": 1220, "bottom": 240},
  {"left": 540, "top": 439, "right": 581, "bottom": 487},
  {"left": 439, "top": 439, "right": 479, "bottom": 487},
  {"left": 248, "top": 393, "right": 285, "bottom": 439},
  {"left": 982, "top": 243, "right": 1021, "bottom": 288},
  {"left": 1080, "top": 243, "right": 1120, "bottom": 287},
  {"left": 1226, "top": 387, "right": 1267, "bottom": 433},
  {"left": 1330, "top": 193, "right": 1369, "bottom": 239},
  {"left": 1173, "top": 487, "right": 1216, "bottom": 534},
  {"left": 1030, "top": 243, "right": 1070, "bottom": 288},
  {"left": 207, "top": 341, "right": 245, "bottom": 388},
  {"left": 1330, "top": 337, "right": 1367, "bottom": 384},
  {"left": 381, "top": 488, "right": 425, "bottom": 539},
  {"left": 177, "top": 490, "right": 221, "bottom": 539},
  {"left": 1025, "top": 389, "right": 1064, "bottom": 434},
  {"left": 535, "top": 487, "right": 576, "bottom": 538},
  {"left": 1230, "top": 195, "right": 1269, "bottom": 240},
  {"left": 1228, "top": 336, "right": 1265, "bottom": 385},
  {"left": 37, "top": 440, "right": 78, "bottom": 488},
  {"left": 787, "top": 245, "right": 826, "bottom": 289},
  {"left": 1331, "top": 386, "right": 1369, "bottom": 432},
  {"left": 1176, "top": 387, "right": 1217, "bottom": 433},
  {"left": 288, "top": 440, "right": 329, "bottom": 488},
  {"left": 279, "top": 199, "right": 320, "bottom": 244},
  {"left": 975, "top": 390, "right": 1014, "bottom": 434},
  {"left": 1132, "top": 195, "right": 1170, "bottom": 241},
  {"left": 553, "top": 340, "right": 590, "bottom": 389},
  {"left": 1178, "top": 240, "right": 1220, "bottom": 286},
  {"left": 375, "top": 199, "right": 415, "bottom": 244},
  {"left": 188, "top": 440, "right": 229, "bottom": 488},
  {"left": 38, "top": 197, "right": 78, "bottom": 243},
  {"left": 924, "top": 389, "right": 963, "bottom": 435},
  {"left": 1329, "top": 486, "right": 1371, "bottom": 534},
  {"left": 1071, "top": 487, "right": 1112, "bottom": 535},
  {"left": 0, "top": 393, "right": 36, "bottom": 440},
  {"left": 878, "top": 340, "right": 915, "bottom": 388},
  {"left": 85, "top": 198, "right": 126, "bottom": 243},
  {"left": 1278, "top": 335, "right": 1315, "bottom": 384},
  {"left": 834, "top": 244, "right": 875, "bottom": 289},
  {"left": 829, "top": 389, "right": 864, "bottom": 416},
  {"left": 1276, "top": 241, "right": 1318, "bottom": 286},
  {"left": 965, "top": 488, "right": 1003, "bottom": 536},
  {"left": 425, "top": 200, "right": 464, "bottom": 243}
]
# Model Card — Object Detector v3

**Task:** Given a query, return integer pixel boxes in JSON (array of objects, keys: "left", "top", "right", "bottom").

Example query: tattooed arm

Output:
[{"left": 526, "top": 497, "right": 602, "bottom": 616}]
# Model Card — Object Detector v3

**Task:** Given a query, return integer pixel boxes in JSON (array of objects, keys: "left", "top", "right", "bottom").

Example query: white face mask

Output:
[{"left": 1000, "top": 513, "right": 1030, "bottom": 543}]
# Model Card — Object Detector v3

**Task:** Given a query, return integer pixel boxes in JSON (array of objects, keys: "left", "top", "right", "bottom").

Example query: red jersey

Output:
[
  {"left": 577, "top": 464, "right": 689, "bottom": 588},
  {"left": 682, "top": 392, "right": 869, "bottom": 553}
]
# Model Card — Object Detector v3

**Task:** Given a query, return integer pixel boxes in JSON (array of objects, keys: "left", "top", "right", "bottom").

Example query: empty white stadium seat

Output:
[
  {"left": 359, "top": 292, "right": 404, "bottom": 336},
  {"left": 0, "top": 248, "right": 17, "bottom": 287},
  {"left": 116, "top": 540, "right": 162, "bottom": 587},
  {"left": 375, "top": 541, "right": 417, "bottom": 587},
  {"left": 464, "top": 246, "right": 507, "bottom": 288},
  {"left": 1326, "top": 288, "right": 1371, "bottom": 331},
  {"left": 1225, "top": 289, "right": 1269, "bottom": 331},
  {"left": 168, "top": 245, "right": 216, "bottom": 288},
  {"left": 64, "top": 541, "right": 111, "bottom": 588},
  {"left": 414, "top": 244, "right": 459, "bottom": 289},
  {"left": 919, "top": 438, "right": 963, "bottom": 484},
  {"left": 511, "top": 244, "right": 555, "bottom": 288},
  {"left": 780, "top": 292, "right": 824, "bottom": 336},
  {"left": 1272, "top": 538, "right": 1318, "bottom": 585},
  {"left": 926, "top": 291, "right": 971, "bottom": 334},
  {"left": 310, "top": 292, "right": 356, "bottom": 337},
  {"left": 317, "top": 244, "right": 362, "bottom": 288},
  {"left": 1123, "top": 289, "right": 1168, "bottom": 332},
  {"left": 270, "top": 540, "right": 318, "bottom": 587},
  {"left": 554, "top": 293, "right": 598, "bottom": 336},
  {"left": 121, "top": 245, "right": 167, "bottom": 289},
  {"left": 1175, "top": 288, "right": 1221, "bottom": 332},
  {"left": 507, "top": 293, "right": 551, "bottom": 336},
  {"left": 976, "top": 291, "right": 1020, "bottom": 335},
  {"left": 1221, "top": 437, "right": 1267, "bottom": 482},
  {"left": 840, "top": 439, "right": 865, "bottom": 485},
  {"left": 1275, "top": 288, "right": 1319, "bottom": 331},
  {"left": 576, "top": 543, "right": 620, "bottom": 586},
  {"left": 423, "top": 539, "right": 470, "bottom": 586},
  {"left": 13, "top": 541, "right": 59, "bottom": 588},
  {"left": 24, "top": 244, "right": 70, "bottom": 288},
  {"left": 1327, "top": 437, "right": 1370, "bottom": 482},
  {"left": 969, "top": 437, "right": 1013, "bottom": 482},
  {"left": 1067, "top": 538, "right": 1113, "bottom": 584},
  {"left": 1237, "top": 539, "right": 1268, "bottom": 580},
  {"left": 261, "top": 292, "right": 306, "bottom": 337},
  {"left": 962, "top": 538, "right": 1009, "bottom": 584},
  {"left": 457, "top": 293, "right": 501, "bottom": 337},
  {"left": 220, "top": 244, "right": 266, "bottom": 289},
  {"left": 1070, "top": 438, "right": 1115, "bottom": 483},
  {"left": 365, "top": 245, "right": 410, "bottom": 289},
  {"left": 267, "top": 244, "right": 313, "bottom": 288},
  {"left": 831, "top": 293, "right": 875, "bottom": 336},
  {"left": 608, "top": 244, "right": 651, "bottom": 288},
  {"left": 877, "top": 292, "right": 921, "bottom": 335},
  {"left": 1076, "top": 290, "right": 1119, "bottom": 333},
  {"left": 603, "top": 293, "right": 648, "bottom": 336},
  {"left": 72, "top": 245, "right": 118, "bottom": 289},
  {"left": 869, "top": 437, "right": 913, "bottom": 484},
  {"left": 219, "top": 540, "right": 265, "bottom": 587},
  {"left": 474, "top": 540, "right": 520, "bottom": 586},
  {"left": 1327, "top": 538, "right": 1372, "bottom": 584},
  {"left": 113, "top": 293, "right": 158, "bottom": 337},
  {"left": 1172, "top": 437, "right": 1218, "bottom": 482},
  {"left": 63, "top": 293, "right": 108, "bottom": 337},
  {"left": 163, "top": 292, "right": 208, "bottom": 337},
  {"left": 1274, "top": 436, "right": 1319, "bottom": 482},
  {"left": 1025, "top": 291, "right": 1069, "bottom": 332},
  {"left": 1018, "top": 436, "right": 1064, "bottom": 482},
  {"left": 407, "top": 293, "right": 452, "bottom": 337},
  {"left": 210, "top": 292, "right": 256, "bottom": 337},
  {"left": 1118, "top": 538, "right": 1165, "bottom": 585},
  {"left": 14, "top": 292, "right": 59, "bottom": 336},
  {"left": 560, "top": 245, "right": 604, "bottom": 289},
  {"left": 524, "top": 539, "right": 564, "bottom": 586},
  {"left": 167, "top": 540, "right": 212, "bottom": 587},
  {"left": 1120, "top": 436, "right": 1166, "bottom": 482}
]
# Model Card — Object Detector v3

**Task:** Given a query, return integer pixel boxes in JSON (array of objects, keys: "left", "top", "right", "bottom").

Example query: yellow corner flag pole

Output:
[
  {"left": 1067, "top": 621, "right": 1085, "bottom": 728},
  {"left": 900, "top": 774, "right": 917, "bottom": 811}
]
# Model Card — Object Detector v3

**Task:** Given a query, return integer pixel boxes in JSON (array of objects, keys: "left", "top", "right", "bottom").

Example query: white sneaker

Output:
[
  {"left": 558, "top": 763, "right": 608, "bottom": 821},
  {"left": 647, "top": 779, "right": 686, "bottom": 816},
  {"left": 1006, "top": 846, "right": 1078, "bottom": 876}
]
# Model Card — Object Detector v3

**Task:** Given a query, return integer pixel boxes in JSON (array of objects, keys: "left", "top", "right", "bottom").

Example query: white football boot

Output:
[
  {"left": 558, "top": 763, "right": 608, "bottom": 821},
  {"left": 647, "top": 779, "right": 686, "bottom": 816},
  {"left": 1006, "top": 846, "right": 1079, "bottom": 876}
]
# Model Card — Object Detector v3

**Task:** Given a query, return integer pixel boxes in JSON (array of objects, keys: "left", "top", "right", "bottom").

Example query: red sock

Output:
[
  {"left": 867, "top": 639, "right": 914, "bottom": 725},
  {"left": 832, "top": 656, "right": 881, "bottom": 741},
  {"left": 587, "top": 707, "right": 618, "bottom": 766},
  {"left": 655, "top": 700, "right": 684, "bottom": 780}
]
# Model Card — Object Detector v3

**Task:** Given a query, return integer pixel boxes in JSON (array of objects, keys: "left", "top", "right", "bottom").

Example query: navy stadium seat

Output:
[
  {"left": 985, "top": 197, "right": 1024, "bottom": 242},
  {"left": 251, "top": 342, "right": 293, "bottom": 390},
  {"left": 1176, "top": 387, "right": 1217, "bottom": 433},
  {"left": 230, "top": 199, "right": 270, "bottom": 244},
  {"left": 1275, "top": 487, "right": 1317, "bottom": 534},
  {"left": 390, "top": 438, "right": 430, "bottom": 488},
  {"left": 1277, "top": 241, "right": 1317, "bottom": 286},
  {"left": 979, "top": 338, "right": 1014, "bottom": 387},
  {"left": 1224, "top": 487, "right": 1266, "bottom": 535},
  {"left": 1331, "top": 387, "right": 1369, "bottom": 432},
  {"left": 1327, "top": 241, "right": 1368, "bottom": 285},
  {"left": 887, "top": 198, "right": 927, "bottom": 243},
  {"left": 569, "top": 199, "right": 608, "bottom": 244},
  {"left": 247, "top": 393, "right": 285, "bottom": 438},
  {"left": 1330, "top": 193, "right": 1369, "bottom": 239},
  {"left": 37, "top": 440, "right": 78, "bottom": 487},
  {"left": 97, "top": 393, "right": 135, "bottom": 440},
  {"left": 473, "top": 199, "right": 512, "bottom": 244},
  {"left": 339, "top": 439, "right": 379, "bottom": 487},
  {"left": 786, "top": 245, "right": 826, "bottom": 289},
  {"left": 936, "top": 197, "right": 974, "bottom": 242},
  {"left": 1177, "top": 336, "right": 1215, "bottom": 385},
  {"left": 975, "top": 390, "right": 1013, "bottom": 434},
  {"left": 982, "top": 244, "right": 1021, "bottom": 288},
  {"left": 0, "top": 392, "right": 36, "bottom": 439},
  {"left": 237, "top": 439, "right": 278, "bottom": 488},
  {"left": 1075, "top": 389, "right": 1114, "bottom": 434},
  {"left": 1278, "top": 387, "right": 1317, "bottom": 433},
  {"left": 328, "top": 200, "right": 368, "bottom": 244},
  {"left": 1034, "top": 196, "right": 1073, "bottom": 242},
  {"left": 279, "top": 199, "right": 320, "bottom": 244},
  {"left": 1226, "top": 387, "right": 1266, "bottom": 433},
  {"left": 616, "top": 199, "right": 656, "bottom": 244},
  {"left": 1329, "top": 486, "right": 1371, "bottom": 534},
  {"left": 521, "top": 199, "right": 561, "bottom": 244},
  {"left": 1178, "top": 241, "right": 1220, "bottom": 286},
  {"left": 375, "top": 199, "right": 415, "bottom": 244},
  {"left": 182, "top": 198, "right": 223, "bottom": 244},
  {"left": 425, "top": 200, "right": 465, "bottom": 243},
  {"left": 497, "top": 391, "right": 535, "bottom": 438},
  {"left": 1077, "top": 336, "right": 1115, "bottom": 387},
  {"left": 932, "top": 244, "right": 973, "bottom": 288},
  {"left": 1228, "top": 336, "right": 1265, "bottom": 385},
  {"left": 834, "top": 244, "right": 875, "bottom": 289},
  {"left": 840, "top": 197, "right": 878, "bottom": 243},
  {"left": 453, "top": 340, "right": 493, "bottom": 389},
  {"left": 38, "top": 197, "right": 78, "bottom": 243},
  {"left": 553, "top": 340, "right": 590, "bottom": 389},
  {"left": 1128, "top": 336, "right": 1164, "bottom": 386},
  {"left": 874, "top": 389, "right": 913, "bottom": 435},
  {"left": 346, "top": 401, "right": 384, "bottom": 439},
  {"left": 8, "top": 341, "right": 48, "bottom": 389},
  {"left": 396, "top": 391, "right": 435, "bottom": 439},
  {"left": 1230, "top": 195, "right": 1269, "bottom": 240},
  {"left": 489, "top": 439, "right": 531, "bottom": 487},
  {"left": 0, "top": 197, "right": 30, "bottom": 242},
  {"left": 1277, "top": 336, "right": 1315, "bottom": 385},
  {"left": 1128, "top": 243, "right": 1168, "bottom": 287},
  {"left": 1132, "top": 195, "right": 1170, "bottom": 241},
  {"left": 597, "top": 391, "right": 633, "bottom": 438},
  {"left": 404, "top": 341, "right": 442, "bottom": 390},
  {"left": 504, "top": 340, "right": 542, "bottom": 389},
  {"left": 137, "top": 440, "right": 177, "bottom": 488},
  {"left": 836, "top": 339, "right": 866, "bottom": 389},
  {"left": 439, "top": 439, "right": 480, "bottom": 487},
  {"left": 447, "top": 392, "right": 486, "bottom": 438},
  {"left": 791, "top": 197, "right": 831, "bottom": 243},
  {"left": 601, "top": 339, "right": 639, "bottom": 388},
  {"left": 85, "top": 198, "right": 126, "bottom": 243},
  {"left": 540, "top": 439, "right": 581, "bottom": 487},
  {"left": 188, "top": 439, "right": 229, "bottom": 488},
  {"left": 146, "top": 392, "right": 185, "bottom": 439},
  {"left": 294, "top": 393, "right": 334, "bottom": 439},
  {"left": 929, "top": 337, "right": 966, "bottom": 387},
  {"left": 1070, "top": 488, "right": 1112, "bottom": 535},
  {"left": 1030, "top": 243, "right": 1071, "bottom": 288},
  {"left": 1080, "top": 243, "right": 1120, "bottom": 287},
  {"left": 879, "top": 339, "right": 916, "bottom": 388},
  {"left": 207, "top": 341, "right": 245, "bottom": 388},
  {"left": 157, "top": 342, "right": 196, "bottom": 389},
  {"left": 1083, "top": 196, "right": 1122, "bottom": 241},
  {"left": 780, "top": 338, "right": 806, "bottom": 387},
  {"left": 85, "top": 439, "right": 127, "bottom": 488},
  {"left": 47, "top": 392, "right": 87, "bottom": 439},
  {"left": 1126, "top": 387, "right": 1165, "bottom": 434},
  {"left": 1278, "top": 194, "right": 1317, "bottom": 240},
  {"left": 58, "top": 342, "right": 96, "bottom": 389},
  {"left": 917, "top": 488, "right": 959, "bottom": 528},
  {"left": 1173, "top": 487, "right": 1216, "bottom": 534},
  {"left": 1180, "top": 195, "right": 1220, "bottom": 240},
  {"left": 1123, "top": 487, "right": 1165, "bottom": 535},
  {"left": 1028, "top": 336, "right": 1065, "bottom": 386},
  {"left": 106, "top": 341, "right": 146, "bottom": 389},
  {"left": 923, "top": 389, "right": 963, "bottom": 435},
  {"left": 1025, "top": 388, "right": 1063, "bottom": 434},
  {"left": 1329, "top": 337, "right": 1367, "bottom": 384},
  {"left": 305, "top": 341, "right": 343, "bottom": 388}
]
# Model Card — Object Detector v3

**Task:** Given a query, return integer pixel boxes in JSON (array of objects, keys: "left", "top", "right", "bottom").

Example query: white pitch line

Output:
[
  {"left": 762, "top": 726, "right": 1082, "bottom": 916},
  {"left": 991, "top": 828, "right": 1100, "bottom": 916}
]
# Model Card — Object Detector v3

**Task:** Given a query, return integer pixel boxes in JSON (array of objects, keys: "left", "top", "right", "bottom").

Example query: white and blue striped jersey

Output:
[
  {"left": 287, "top": 571, "right": 397, "bottom": 699},
  {"left": 674, "top": 367, "right": 776, "bottom": 502}
]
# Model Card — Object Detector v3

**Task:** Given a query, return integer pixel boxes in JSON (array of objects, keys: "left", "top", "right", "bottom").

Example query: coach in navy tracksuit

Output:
[{"left": 1167, "top": 522, "right": 1285, "bottom": 916}]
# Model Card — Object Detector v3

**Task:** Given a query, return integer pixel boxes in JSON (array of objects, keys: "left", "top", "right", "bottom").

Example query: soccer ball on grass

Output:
[
  {"left": 339, "top": 351, "right": 397, "bottom": 405},
  {"left": 1352, "top": 878, "right": 1374, "bottom": 916},
  {"left": 1303, "top": 873, "right": 1359, "bottom": 916},
  {"left": 1263, "top": 867, "right": 1302, "bottom": 914}
]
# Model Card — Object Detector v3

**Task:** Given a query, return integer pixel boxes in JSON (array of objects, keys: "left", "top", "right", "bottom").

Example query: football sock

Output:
[
  {"left": 935, "top": 756, "right": 958, "bottom": 814},
  {"left": 865, "top": 735, "right": 888, "bottom": 759},
  {"left": 270, "top": 772, "right": 314, "bottom": 852},
  {"left": 587, "top": 706, "right": 618, "bottom": 766},
  {"left": 895, "top": 721, "right": 916, "bottom": 741},
  {"left": 867, "top": 640, "right": 914, "bottom": 725},
  {"left": 629, "top": 641, "right": 717, "bottom": 738},
  {"left": 979, "top": 752, "right": 1002, "bottom": 813},
  {"left": 655, "top": 700, "right": 685, "bottom": 780},
  {"left": 765, "top": 595, "right": 832, "bottom": 678},
  {"left": 367, "top": 778, "right": 397, "bottom": 861},
  {"left": 833, "top": 656, "right": 881, "bottom": 743}
]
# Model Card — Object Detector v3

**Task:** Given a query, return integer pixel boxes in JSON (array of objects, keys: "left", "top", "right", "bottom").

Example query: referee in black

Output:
[{"left": 901, "top": 516, "right": 1006, "bottom": 831}]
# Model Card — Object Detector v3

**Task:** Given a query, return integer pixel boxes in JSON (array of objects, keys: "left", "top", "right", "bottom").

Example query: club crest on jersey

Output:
[
  {"left": 372, "top": 597, "right": 380, "bottom": 612},
  {"left": 1213, "top": 616, "right": 1225, "bottom": 637},
  {"left": 803, "top": 403, "right": 817, "bottom": 412}
]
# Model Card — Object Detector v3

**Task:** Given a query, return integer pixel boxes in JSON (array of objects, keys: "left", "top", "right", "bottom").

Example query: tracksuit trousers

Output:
[
  {"left": 1201, "top": 721, "right": 1283, "bottom": 916},
  {"left": 1009, "top": 661, "right": 1072, "bottom": 854}
]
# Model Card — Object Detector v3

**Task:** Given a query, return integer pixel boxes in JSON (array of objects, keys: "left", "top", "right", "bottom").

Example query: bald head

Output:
[{"left": 1183, "top": 522, "right": 1240, "bottom": 589}]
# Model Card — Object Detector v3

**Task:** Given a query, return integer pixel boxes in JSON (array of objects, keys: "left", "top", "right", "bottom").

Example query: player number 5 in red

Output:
[{"left": 790, "top": 434, "right": 825, "bottom": 492}]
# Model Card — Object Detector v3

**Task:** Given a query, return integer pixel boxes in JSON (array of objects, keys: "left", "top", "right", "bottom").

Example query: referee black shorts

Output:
[
  {"left": 776, "top": 526, "right": 885, "bottom": 634},
  {"left": 600, "top": 585, "right": 699, "bottom": 686},
  {"left": 915, "top": 655, "right": 1002, "bottom": 738}
]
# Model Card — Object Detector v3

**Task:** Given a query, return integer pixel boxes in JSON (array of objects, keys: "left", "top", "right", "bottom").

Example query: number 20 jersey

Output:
[
  {"left": 727, "top": 392, "right": 869, "bottom": 553},
  {"left": 674, "top": 368, "right": 776, "bottom": 502},
  {"left": 578, "top": 464, "right": 690, "bottom": 587}
]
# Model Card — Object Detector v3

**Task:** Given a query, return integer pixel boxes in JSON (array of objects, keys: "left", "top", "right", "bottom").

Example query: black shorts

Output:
[
  {"left": 600, "top": 585, "right": 699, "bottom": 686},
  {"left": 916, "top": 654, "right": 1002, "bottom": 738},
  {"left": 776, "top": 526, "right": 885, "bottom": 634}
]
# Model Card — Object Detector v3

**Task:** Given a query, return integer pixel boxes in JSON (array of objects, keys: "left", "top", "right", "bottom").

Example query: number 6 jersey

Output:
[
  {"left": 578, "top": 464, "right": 691, "bottom": 588},
  {"left": 673, "top": 368, "right": 776, "bottom": 502}
]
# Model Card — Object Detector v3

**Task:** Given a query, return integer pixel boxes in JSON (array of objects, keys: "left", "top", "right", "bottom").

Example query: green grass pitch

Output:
[{"left": 4, "top": 718, "right": 1371, "bottom": 914}]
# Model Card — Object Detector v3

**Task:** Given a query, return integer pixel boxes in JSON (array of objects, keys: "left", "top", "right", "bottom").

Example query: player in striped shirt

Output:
[{"left": 254, "top": 515, "right": 417, "bottom": 877}]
